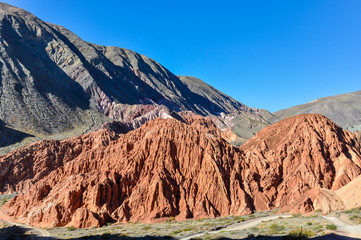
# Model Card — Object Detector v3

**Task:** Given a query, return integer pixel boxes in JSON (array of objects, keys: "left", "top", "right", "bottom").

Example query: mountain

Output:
[
  {"left": 0, "top": 3, "right": 272, "bottom": 153},
  {"left": 178, "top": 76, "right": 274, "bottom": 145},
  {"left": 240, "top": 114, "right": 361, "bottom": 213},
  {"left": 2, "top": 114, "right": 361, "bottom": 227},
  {"left": 2, "top": 117, "right": 250, "bottom": 227},
  {"left": 273, "top": 90, "right": 361, "bottom": 131}
]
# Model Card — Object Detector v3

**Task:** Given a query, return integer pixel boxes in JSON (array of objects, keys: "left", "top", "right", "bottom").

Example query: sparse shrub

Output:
[
  {"left": 326, "top": 224, "right": 337, "bottom": 230},
  {"left": 306, "top": 222, "right": 312, "bottom": 226},
  {"left": 142, "top": 225, "right": 152, "bottom": 230},
  {"left": 350, "top": 215, "right": 360, "bottom": 220},
  {"left": 268, "top": 223, "right": 285, "bottom": 234},
  {"left": 170, "top": 230, "right": 182, "bottom": 235},
  {"left": 182, "top": 227, "right": 195, "bottom": 232},
  {"left": 314, "top": 209, "right": 323, "bottom": 213},
  {"left": 67, "top": 226, "right": 76, "bottom": 231},
  {"left": 312, "top": 224, "right": 324, "bottom": 232},
  {"left": 292, "top": 213, "right": 302, "bottom": 218},
  {"left": 0, "top": 196, "right": 13, "bottom": 206},
  {"left": 232, "top": 216, "right": 246, "bottom": 222},
  {"left": 288, "top": 227, "right": 315, "bottom": 238}
]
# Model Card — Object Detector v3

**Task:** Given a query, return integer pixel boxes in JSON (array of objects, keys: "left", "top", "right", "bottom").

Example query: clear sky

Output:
[{"left": 2, "top": 0, "right": 361, "bottom": 112}]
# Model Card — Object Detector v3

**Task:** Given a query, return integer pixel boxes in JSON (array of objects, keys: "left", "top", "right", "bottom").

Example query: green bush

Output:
[
  {"left": 350, "top": 215, "right": 360, "bottom": 220},
  {"left": 0, "top": 196, "right": 13, "bottom": 206},
  {"left": 288, "top": 227, "right": 315, "bottom": 238},
  {"left": 268, "top": 223, "right": 286, "bottom": 234},
  {"left": 306, "top": 222, "right": 312, "bottom": 226},
  {"left": 312, "top": 224, "right": 324, "bottom": 232},
  {"left": 269, "top": 223, "right": 285, "bottom": 231},
  {"left": 326, "top": 224, "right": 337, "bottom": 230},
  {"left": 67, "top": 226, "right": 76, "bottom": 231},
  {"left": 182, "top": 227, "right": 195, "bottom": 232},
  {"left": 232, "top": 216, "right": 246, "bottom": 222},
  {"left": 166, "top": 217, "right": 175, "bottom": 223},
  {"left": 170, "top": 230, "right": 182, "bottom": 235}
]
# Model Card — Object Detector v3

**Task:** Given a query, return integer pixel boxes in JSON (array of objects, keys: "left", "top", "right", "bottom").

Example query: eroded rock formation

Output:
[
  {"left": 2, "top": 114, "right": 361, "bottom": 227},
  {"left": 240, "top": 114, "right": 361, "bottom": 213}
]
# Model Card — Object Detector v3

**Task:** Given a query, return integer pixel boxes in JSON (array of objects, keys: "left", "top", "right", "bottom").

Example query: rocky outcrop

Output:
[
  {"left": 3, "top": 114, "right": 361, "bottom": 227},
  {"left": 0, "top": 129, "right": 119, "bottom": 194}
]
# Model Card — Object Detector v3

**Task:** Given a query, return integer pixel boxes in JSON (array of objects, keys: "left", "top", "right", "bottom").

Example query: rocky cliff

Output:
[{"left": 3, "top": 114, "right": 361, "bottom": 227}]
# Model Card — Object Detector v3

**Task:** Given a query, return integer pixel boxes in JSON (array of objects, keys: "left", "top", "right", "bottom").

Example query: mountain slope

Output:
[
  {"left": 274, "top": 90, "right": 361, "bottom": 131},
  {"left": 179, "top": 76, "right": 273, "bottom": 145},
  {"left": 0, "top": 3, "right": 272, "bottom": 153},
  {"left": 240, "top": 114, "right": 361, "bottom": 213},
  {"left": 3, "top": 118, "right": 252, "bottom": 227},
  {"left": 2, "top": 114, "right": 361, "bottom": 227}
]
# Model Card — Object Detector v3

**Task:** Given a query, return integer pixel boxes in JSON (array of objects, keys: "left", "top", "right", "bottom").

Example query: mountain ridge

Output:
[
  {"left": 0, "top": 2, "right": 272, "bottom": 154},
  {"left": 273, "top": 90, "right": 361, "bottom": 131}
]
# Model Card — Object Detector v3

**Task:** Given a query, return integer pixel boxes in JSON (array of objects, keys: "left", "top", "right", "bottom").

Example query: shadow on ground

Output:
[
  {"left": 0, "top": 120, "right": 34, "bottom": 148},
  {"left": 0, "top": 225, "right": 360, "bottom": 240}
]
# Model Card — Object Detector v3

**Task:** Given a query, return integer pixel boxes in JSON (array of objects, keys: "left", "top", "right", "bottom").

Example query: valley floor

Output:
[{"left": 1, "top": 207, "right": 361, "bottom": 240}]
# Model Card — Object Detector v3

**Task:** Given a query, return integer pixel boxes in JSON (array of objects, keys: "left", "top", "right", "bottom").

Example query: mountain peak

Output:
[{"left": 0, "top": 2, "right": 33, "bottom": 17}]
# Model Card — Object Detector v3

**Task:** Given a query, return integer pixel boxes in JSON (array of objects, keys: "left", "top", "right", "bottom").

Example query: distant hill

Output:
[
  {"left": 0, "top": 3, "right": 272, "bottom": 153},
  {"left": 273, "top": 90, "right": 361, "bottom": 131}
]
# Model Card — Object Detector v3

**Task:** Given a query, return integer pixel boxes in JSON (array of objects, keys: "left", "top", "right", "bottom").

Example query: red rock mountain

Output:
[
  {"left": 240, "top": 114, "right": 361, "bottom": 213},
  {"left": 3, "top": 117, "right": 253, "bottom": 227},
  {"left": 2, "top": 114, "right": 361, "bottom": 228}
]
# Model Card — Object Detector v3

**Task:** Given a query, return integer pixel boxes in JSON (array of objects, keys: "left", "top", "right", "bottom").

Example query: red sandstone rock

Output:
[
  {"left": 2, "top": 114, "right": 361, "bottom": 227},
  {"left": 3, "top": 118, "right": 251, "bottom": 227},
  {"left": 240, "top": 114, "right": 361, "bottom": 213},
  {"left": 0, "top": 129, "right": 119, "bottom": 194}
]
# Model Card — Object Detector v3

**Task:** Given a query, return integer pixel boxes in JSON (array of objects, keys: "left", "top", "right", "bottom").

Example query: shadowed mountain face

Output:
[
  {"left": 273, "top": 90, "right": 361, "bottom": 132},
  {"left": 0, "top": 119, "right": 33, "bottom": 147},
  {"left": 0, "top": 3, "right": 272, "bottom": 152}
]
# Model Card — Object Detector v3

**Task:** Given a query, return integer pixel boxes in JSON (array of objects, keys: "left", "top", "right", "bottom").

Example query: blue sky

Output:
[{"left": 2, "top": 0, "right": 361, "bottom": 112}]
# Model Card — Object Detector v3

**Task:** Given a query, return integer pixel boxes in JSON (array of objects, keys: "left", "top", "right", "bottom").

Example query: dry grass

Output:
[{"left": 44, "top": 212, "right": 331, "bottom": 239}]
